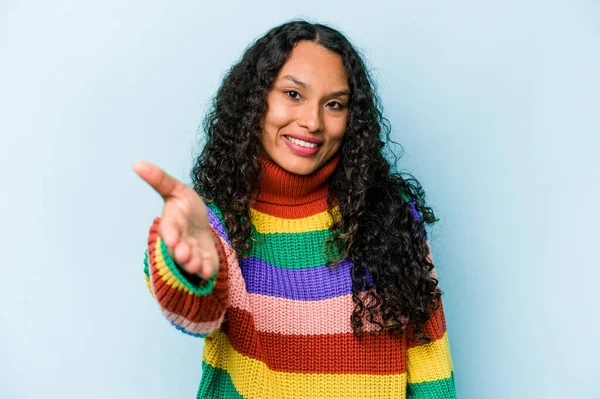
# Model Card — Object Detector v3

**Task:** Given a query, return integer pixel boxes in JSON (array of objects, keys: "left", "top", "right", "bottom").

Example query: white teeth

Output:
[{"left": 286, "top": 136, "right": 319, "bottom": 148}]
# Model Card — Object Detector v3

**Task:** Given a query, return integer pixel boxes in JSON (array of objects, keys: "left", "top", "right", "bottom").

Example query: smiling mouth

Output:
[{"left": 283, "top": 135, "right": 321, "bottom": 149}]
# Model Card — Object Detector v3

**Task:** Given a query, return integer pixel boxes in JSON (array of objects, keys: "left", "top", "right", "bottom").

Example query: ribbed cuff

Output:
[{"left": 148, "top": 217, "right": 225, "bottom": 296}]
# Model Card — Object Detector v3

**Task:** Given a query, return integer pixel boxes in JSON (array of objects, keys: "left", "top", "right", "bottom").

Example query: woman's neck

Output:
[{"left": 252, "top": 153, "right": 339, "bottom": 216}]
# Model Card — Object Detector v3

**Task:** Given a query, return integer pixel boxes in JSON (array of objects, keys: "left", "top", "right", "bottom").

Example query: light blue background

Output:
[{"left": 1, "top": 1, "right": 598, "bottom": 398}]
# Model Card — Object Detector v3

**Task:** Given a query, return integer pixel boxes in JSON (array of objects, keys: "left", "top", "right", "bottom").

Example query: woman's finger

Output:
[
  {"left": 199, "top": 250, "right": 218, "bottom": 280},
  {"left": 173, "top": 239, "right": 192, "bottom": 266},
  {"left": 133, "top": 161, "right": 183, "bottom": 199},
  {"left": 158, "top": 217, "right": 182, "bottom": 248},
  {"left": 184, "top": 250, "right": 203, "bottom": 276}
]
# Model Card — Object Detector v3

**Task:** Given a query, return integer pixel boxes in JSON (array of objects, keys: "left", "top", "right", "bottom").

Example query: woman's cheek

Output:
[
  {"left": 328, "top": 119, "right": 347, "bottom": 142},
  {"left": 267, "top": 103, "right": 293, "bottom": 128}
]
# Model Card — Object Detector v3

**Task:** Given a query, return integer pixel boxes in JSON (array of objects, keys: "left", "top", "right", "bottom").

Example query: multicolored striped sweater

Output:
[{"left": 143, "top": 154, "right": 456, "bottom": 398}]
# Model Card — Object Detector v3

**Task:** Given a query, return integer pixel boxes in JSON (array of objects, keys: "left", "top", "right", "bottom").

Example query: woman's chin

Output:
[
  {"left": 282, "top": 160, "right": 318, "bottom": 175},
  {"left": 274, "top": 154, "right": 320, "bottom": 176}
]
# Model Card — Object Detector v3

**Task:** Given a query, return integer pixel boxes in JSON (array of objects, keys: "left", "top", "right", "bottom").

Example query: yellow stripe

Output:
[
  {"left": 406, "top": 332, "right": 454, "bottom": 383},
  {"left": 202, "top": 329, "right": 407, "bottom": 399},
  {"left": 144, "top": 273, "right": 155, "bottom": 298},
  {"left": 250, "top": 206, "right": 342, "bottom": 234},
  {"left": 152, "top": 237, "right": 195, "bottom": 295}
]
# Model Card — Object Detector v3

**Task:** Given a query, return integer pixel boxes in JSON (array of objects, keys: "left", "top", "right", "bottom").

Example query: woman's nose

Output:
[{"left": 297, "top": 103, "right": 324, "bottom": 132}]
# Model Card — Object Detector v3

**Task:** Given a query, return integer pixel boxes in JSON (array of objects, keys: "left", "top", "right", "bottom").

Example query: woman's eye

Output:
[
  {"left": 327, "top": 101, "right": 345, "bottom": 110},
  {"left": 286, "top": 91, "right": 301, "bottom": 100}
]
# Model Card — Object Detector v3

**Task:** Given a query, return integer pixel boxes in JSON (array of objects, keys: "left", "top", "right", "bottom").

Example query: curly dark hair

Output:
[{"left": 192, "top": 20, "right": 442, "bottom": 342}]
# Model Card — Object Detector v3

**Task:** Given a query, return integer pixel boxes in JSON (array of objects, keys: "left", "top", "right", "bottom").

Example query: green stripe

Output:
[
  {"left": 407, "top": 372, "right": 456, "bottom": 399},
  {"left": 207, "top": 201, "right": 341, "bottom": 269},
  {"left": 158, "top": 240, "right": 217, "bottom": 296},
  {"left": 198, "top": 362, "right": 244, "bottom": 399},
  {"left": 400, "top": 191, "right": 410, "bottom": 202},
  {"left": 143, "top": 249, "right": 149, "bottom": 279},
  {"left": 251, "top": 228, "right": 341, "bottom": 269}
]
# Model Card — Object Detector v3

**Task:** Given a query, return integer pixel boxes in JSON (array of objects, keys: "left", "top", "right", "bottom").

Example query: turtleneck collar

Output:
[{"left": 255, "top": 153, "right": 340, "bottom": 207}]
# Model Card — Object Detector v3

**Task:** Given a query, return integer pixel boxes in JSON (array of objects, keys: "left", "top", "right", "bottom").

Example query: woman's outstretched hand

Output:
[{"left": 133, "top": 161, "right": 219, "bottom": 280}]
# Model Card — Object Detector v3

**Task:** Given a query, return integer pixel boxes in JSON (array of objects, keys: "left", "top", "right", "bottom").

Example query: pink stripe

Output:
[
  {"left": 221, "top": 237, "right": 252, "bottom": 313},
  {"left": 163, "top": 309, "right": 224, "bottom": 335},
  {"left": 245, "top": 291, "right": 381, "bottom": 335}
]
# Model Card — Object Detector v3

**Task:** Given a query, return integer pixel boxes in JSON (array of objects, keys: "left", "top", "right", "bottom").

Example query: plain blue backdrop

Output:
[{"left": 1, "top": 0, "right": 599, "bottom": 398}]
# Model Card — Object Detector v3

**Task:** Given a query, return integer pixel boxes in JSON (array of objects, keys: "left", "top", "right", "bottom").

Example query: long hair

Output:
[{"left": 192, "top": 20, "right": 441, "bottom": 341}]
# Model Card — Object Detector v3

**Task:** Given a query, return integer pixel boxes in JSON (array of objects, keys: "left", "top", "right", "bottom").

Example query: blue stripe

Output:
[
  {"left": 206, "top": 205, "right": 231, "bottom": 245},
  {"left": 240, "top": 256, "right": 355, "bottom": 300}
]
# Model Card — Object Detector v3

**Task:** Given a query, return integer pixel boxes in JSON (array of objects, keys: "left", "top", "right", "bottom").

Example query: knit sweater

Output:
[{"left": 143, "top": 154, "right": 456, "bottom": 399}]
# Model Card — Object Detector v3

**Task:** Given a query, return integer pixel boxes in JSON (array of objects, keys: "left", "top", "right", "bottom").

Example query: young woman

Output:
[{"left": 134, "top": 20, "right": 456, "bottom": 399}]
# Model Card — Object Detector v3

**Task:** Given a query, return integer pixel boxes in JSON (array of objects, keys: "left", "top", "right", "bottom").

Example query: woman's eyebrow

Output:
[
  {"left": 283, "top": 74, "right": 307, "bottom": 88},
  {"left": 329, "top": 89, "right": 351, "bottom": 97},
  {"left": 282, "top": 74, "right": 350, "bottom": 97}
]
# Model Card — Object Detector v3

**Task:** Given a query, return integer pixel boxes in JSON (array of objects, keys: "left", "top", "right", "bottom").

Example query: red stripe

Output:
[
  {"left": 406, "top": 303, "right": 447, "bottom": 348},
  {"left": 217, "top": 306, "right": 408, "bottom": 375},
  {"left": 251, "top": 196, "right": 338, "bottom": 219}
]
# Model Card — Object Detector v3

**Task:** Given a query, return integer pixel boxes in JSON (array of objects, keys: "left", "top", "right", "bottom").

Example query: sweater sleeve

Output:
[
  {"left": 405, "top": 200, "right": 457, "bottom": 398},
  {"left": 142, "top": 203, "right": 232, "bottom": 338}
]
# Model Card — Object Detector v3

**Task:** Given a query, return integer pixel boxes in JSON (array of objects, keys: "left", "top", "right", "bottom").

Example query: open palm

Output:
[{"left": 133, "top": 160, "right": 219, "bottom": 280}]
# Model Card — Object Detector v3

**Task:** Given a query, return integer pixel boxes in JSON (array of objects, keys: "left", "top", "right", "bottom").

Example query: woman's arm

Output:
[
  {"left": 133, "top": 160, "right": 232, "bottom": 337},
  {"left": 405, "top": 200, "right": 457, "bottom": 397},
  {"left": 406, "top": 276, "right": 456, "bottom": 397}
]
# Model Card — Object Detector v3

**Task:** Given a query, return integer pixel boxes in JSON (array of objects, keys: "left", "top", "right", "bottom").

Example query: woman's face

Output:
[{"left": 260, "top": 41, "right": 350, "bottom": 175}]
